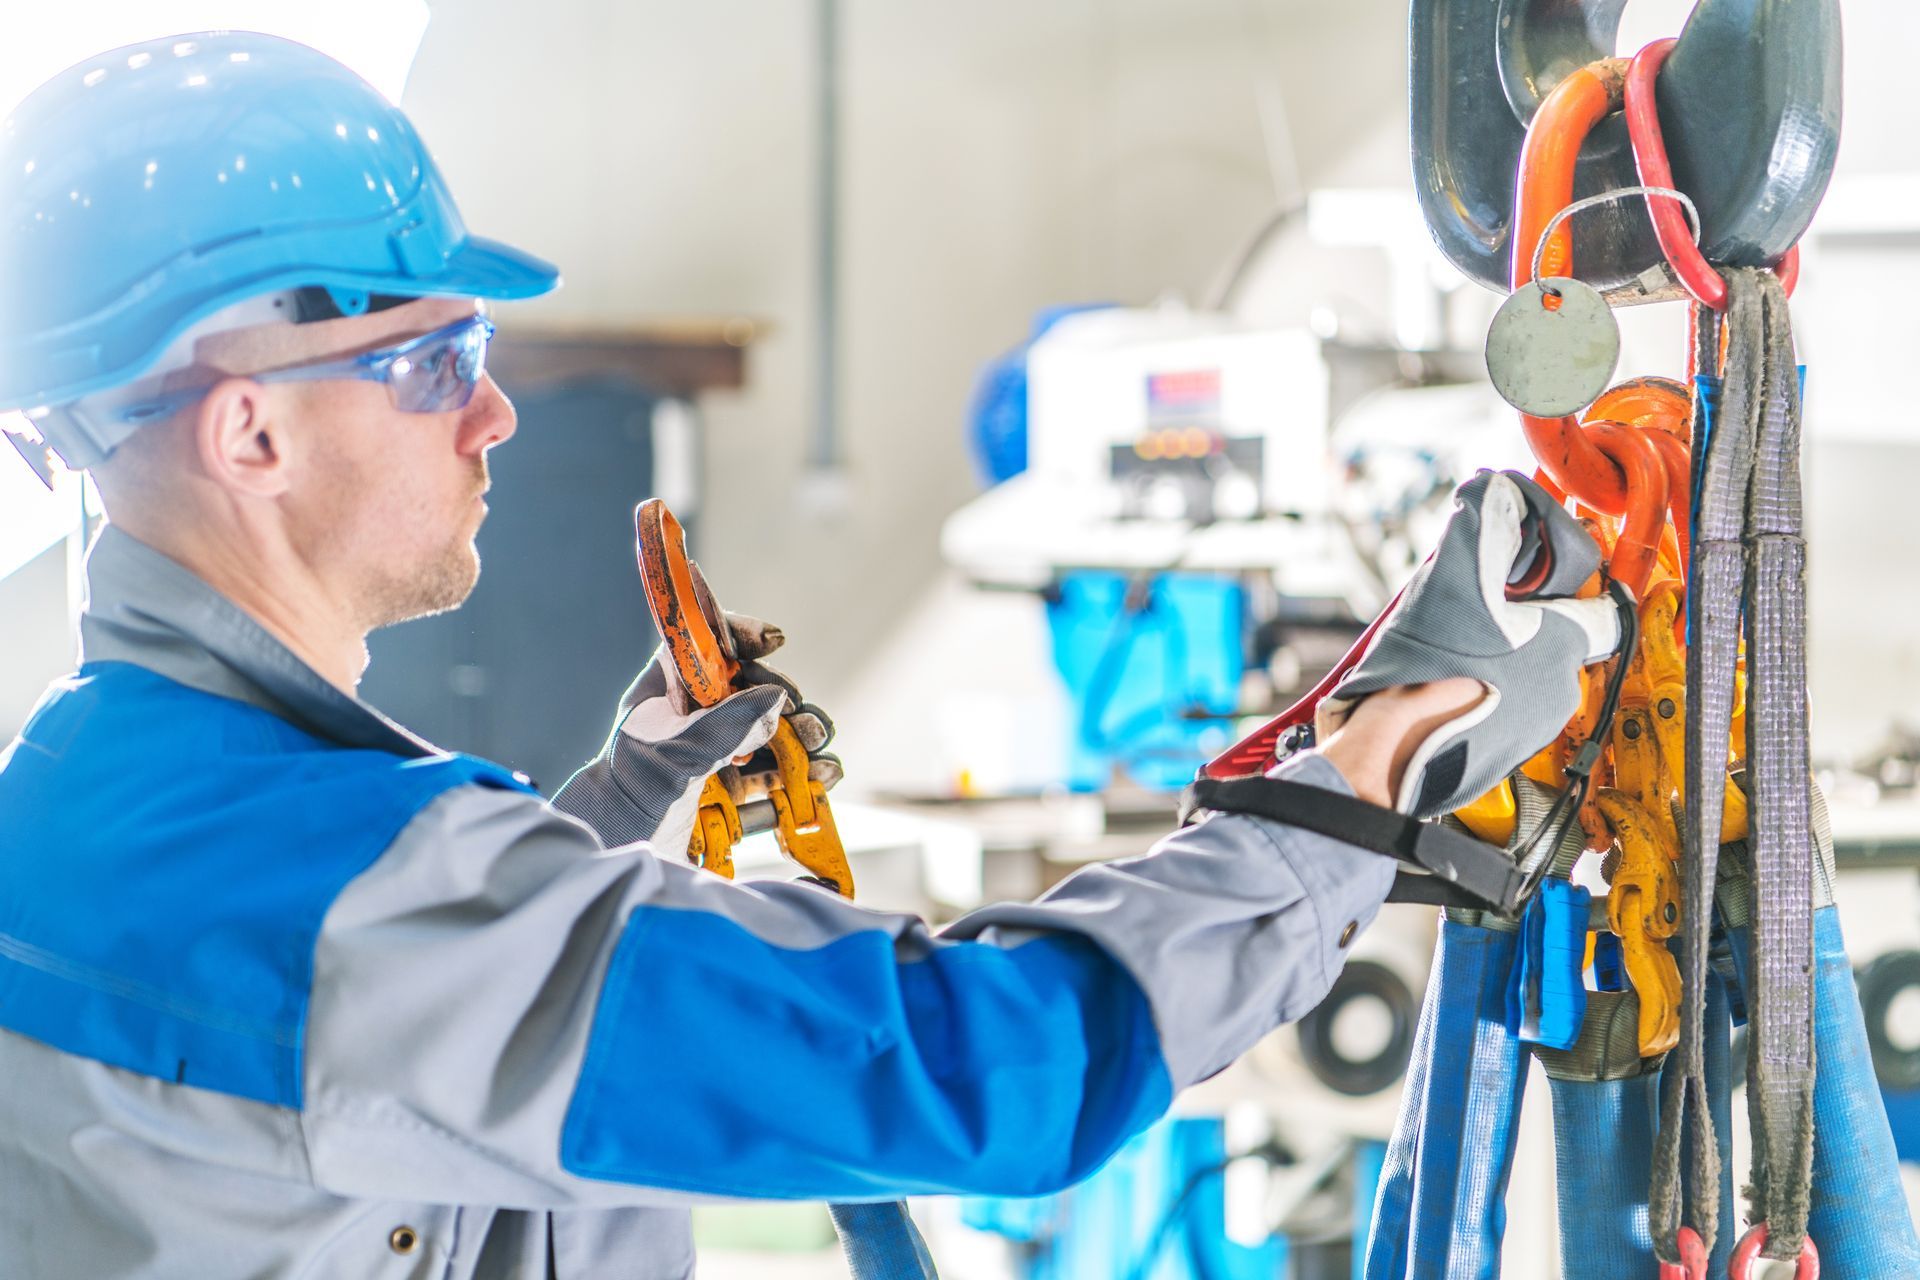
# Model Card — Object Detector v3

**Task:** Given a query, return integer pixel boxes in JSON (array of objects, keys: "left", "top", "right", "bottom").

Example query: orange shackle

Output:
[{"left": 1511, "top": 59, "right": 1634, "bottom": 517}]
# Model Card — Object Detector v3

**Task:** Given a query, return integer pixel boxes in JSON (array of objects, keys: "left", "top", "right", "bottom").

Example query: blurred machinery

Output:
[
  {"left": 945, "top": 305, "right": 1366, "bottom": 791},
  {"left": 942, "top": 193, "right": 1529, "bottom": 793}
]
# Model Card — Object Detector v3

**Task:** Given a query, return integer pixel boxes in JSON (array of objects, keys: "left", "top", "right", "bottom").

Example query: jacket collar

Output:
[{"left": 78, "top": 523, "right": 438, "bottom": 758}]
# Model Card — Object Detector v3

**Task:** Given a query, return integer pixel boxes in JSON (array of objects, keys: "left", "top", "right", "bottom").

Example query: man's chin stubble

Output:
[{"left": 366, "top": 541, "right": 482, "bottom": 631}]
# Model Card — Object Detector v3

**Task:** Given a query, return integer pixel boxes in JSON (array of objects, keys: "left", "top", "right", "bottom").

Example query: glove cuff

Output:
[{"left": 1393, "top": 682, "right": 1499, "bottom": 816}]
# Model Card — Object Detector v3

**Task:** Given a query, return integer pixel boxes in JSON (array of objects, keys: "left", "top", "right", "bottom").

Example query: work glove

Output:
[
  {"left": 1320, "top": 469, "right": 1622, "bottom": 819},
  {"left": 613, "top": 611, "right": 841, "bottom": 860}
]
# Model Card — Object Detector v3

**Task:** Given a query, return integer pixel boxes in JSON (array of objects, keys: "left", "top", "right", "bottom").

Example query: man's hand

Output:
[
  {"left": 1317, "top": 678, "right": 1485, "bottom": 809},
  {"left": 1319, "top": 470, "right": 1623, "bottom": 818},
  {"left": 629, "top": 610, "right": 842, "bottom": 794},
  {"left": 616, "top": 611, "right": 841, "bottom": 858},
  {"left": 707, "top": 614, "right": 842, "bottom": 797}
]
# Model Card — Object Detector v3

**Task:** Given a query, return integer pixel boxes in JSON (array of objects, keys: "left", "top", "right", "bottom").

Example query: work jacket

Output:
[{"left": 0, "top": 526, "right": 1395, "bottom": 1278}]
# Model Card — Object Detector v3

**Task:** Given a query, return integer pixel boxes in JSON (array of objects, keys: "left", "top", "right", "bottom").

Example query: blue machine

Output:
[
  {"left": 967, "top": 306, "right": 1251, "bottom": 794},
  {"left": 962, "top": 1115, "right": 1285, "bottom": 1280},
  {"left": 966, "top": 304, "right": 1115, "bottom": 487},
  {"left": 1045, "top": 571, "right": 1245, "bottom": 792}
]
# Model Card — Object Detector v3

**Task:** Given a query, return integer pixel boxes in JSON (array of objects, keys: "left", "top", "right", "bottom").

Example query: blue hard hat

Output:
[{"left": 0, "top": 30, "right": 560, "bottom": 415}]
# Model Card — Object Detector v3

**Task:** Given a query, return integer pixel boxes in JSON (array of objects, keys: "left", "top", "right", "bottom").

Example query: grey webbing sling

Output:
[{"left": 1650, "top": 268, "right": 1817, "bottom": 1264}]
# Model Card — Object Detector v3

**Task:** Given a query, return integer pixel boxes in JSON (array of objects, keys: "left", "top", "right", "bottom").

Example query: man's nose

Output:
[{"left": 457, "top": 374, "right": 517, "bottom": 455}]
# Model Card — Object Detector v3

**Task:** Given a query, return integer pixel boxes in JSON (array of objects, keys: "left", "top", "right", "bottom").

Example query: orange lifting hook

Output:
[
  {"left": 1510, "top": 61, "right": 1685, "bottom": 600},
  {"left": 634, "top": 500, "right": 739, "bottom": 705},
  {"left": 633, "top": 498, "right": 857, "bottom": 897},
  {"left": 1511, "top": 60, "right": 1634, "bottom": 517}
]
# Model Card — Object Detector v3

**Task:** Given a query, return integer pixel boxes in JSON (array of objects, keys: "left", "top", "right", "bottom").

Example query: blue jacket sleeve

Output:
[{"left": 300, "top": 753, "right": 1391, "bottom": 1206}]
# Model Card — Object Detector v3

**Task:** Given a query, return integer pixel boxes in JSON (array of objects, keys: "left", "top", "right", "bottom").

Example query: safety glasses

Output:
[{"left": 113, "top": 314, "right": 497, "bottom": 425}]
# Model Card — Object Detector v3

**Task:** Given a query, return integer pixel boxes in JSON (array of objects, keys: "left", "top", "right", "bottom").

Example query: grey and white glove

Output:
[
  {"left": 1320, "top": 469, "right": 1622, "bottom": 819},
  {"left": 553, "top": 612, "right": 840, "bottom": 857}
]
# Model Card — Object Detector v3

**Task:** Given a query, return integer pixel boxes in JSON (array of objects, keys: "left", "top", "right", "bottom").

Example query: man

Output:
[{"left": 0, "top": 32, "right": 1619, "bottom": 1279}]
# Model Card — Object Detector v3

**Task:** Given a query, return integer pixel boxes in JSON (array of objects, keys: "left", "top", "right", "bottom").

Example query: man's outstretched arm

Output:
[
  {"left": 299, "top": 699, "right": 1432, "bottom": 1210},
  {"left": 298, "top": 471, "right": 1615, "bottom": 1207}
]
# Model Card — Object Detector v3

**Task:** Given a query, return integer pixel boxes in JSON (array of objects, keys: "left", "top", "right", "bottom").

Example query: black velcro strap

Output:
[
  {"left": 290, "top": 286, "right": 422, "bottom": 323},
  {"left": 1186, "top": 777, "right": 1526, "bottom": 913},
  {"left": 1382, "top": 873, "right": 1512, "bottom": 911}
]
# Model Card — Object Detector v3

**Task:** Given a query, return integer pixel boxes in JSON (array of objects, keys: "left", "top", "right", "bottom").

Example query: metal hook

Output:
[{"left": 1411, "top": 0, "right": 1839, "bottom": 295}]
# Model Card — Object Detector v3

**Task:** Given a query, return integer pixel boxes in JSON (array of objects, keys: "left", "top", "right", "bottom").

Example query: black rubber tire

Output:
[
  {"left": 1297, "top": 959, "right": 1418, "bottom": 1097},
  {"left": 1858, "top": 949, "right": 1920, "bottom": 1091}
]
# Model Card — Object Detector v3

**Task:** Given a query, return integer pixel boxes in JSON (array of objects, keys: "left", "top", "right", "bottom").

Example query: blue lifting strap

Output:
[
  {"left": 1549, "top": 1071, "right": 1658, "bottom": 1274},
  {"left": 1372, "top": 923, "right": 1746, "bottom": 1280},
  {"left": 1670, "top": 970, "right": 1737, "bottom": 1280},
  {"left": 830, "top": 1202, "right": 941, "bottom": 1279},
  {"left": 1549, "top": 972, "right": 1736, "bottom": 1280},
  {"left": 1725, "top": 909, "right": 1920, "bottom": 1278},
  {"left": 1364, "top": 919, "right": 1528, "bottom": 1278}
]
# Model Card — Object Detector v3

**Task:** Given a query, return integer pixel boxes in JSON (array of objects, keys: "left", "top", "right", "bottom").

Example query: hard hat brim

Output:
[{"left": 426, "top": 236, "right": 562, "bottom": 302}]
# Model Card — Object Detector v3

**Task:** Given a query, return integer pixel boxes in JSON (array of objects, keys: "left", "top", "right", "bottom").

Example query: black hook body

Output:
[{"left": 1410, "top": 0, "right": 1841, "bottom": 296}]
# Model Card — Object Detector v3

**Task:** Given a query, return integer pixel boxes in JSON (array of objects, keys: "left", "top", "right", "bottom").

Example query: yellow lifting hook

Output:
[{"left": 1596, "top": 789, "right": 1682, "bottom": 1056}]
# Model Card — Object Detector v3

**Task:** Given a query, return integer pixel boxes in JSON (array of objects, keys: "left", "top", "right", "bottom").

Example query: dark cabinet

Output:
[{"left": 359, "top": 377, "right": 669, "bottom": 793}]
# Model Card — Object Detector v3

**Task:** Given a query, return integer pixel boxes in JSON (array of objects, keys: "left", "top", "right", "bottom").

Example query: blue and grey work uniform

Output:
[{"left": 0, "top": 526, "right": 1396, "bottom": 1278}]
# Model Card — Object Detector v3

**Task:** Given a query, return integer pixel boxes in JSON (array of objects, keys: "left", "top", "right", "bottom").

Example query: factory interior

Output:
[{"left": 1, "top": 2, "right": 1918, "bottom": 1277}]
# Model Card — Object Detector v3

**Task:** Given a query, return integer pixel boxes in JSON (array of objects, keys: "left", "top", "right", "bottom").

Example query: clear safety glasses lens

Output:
[
  {"left": 385, "top": 317, "right": 494, "bottom": 413},
  {"left": 103, "top": 314, "right": 497, "bottom": 426}
]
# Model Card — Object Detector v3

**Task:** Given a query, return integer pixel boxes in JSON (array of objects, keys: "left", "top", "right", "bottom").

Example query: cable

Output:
[
  {"left": 1078, "top": 576, "right": 1223, "bottom": 766},
  {"left": 1512, "top": 579, "right": 1641, "bottom": 900}
]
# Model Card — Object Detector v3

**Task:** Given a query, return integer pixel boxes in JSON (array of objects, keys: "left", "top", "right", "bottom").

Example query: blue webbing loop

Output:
[
  {"left": 1691, "top": 970, "right": 1738, "bottom": 1279},
  {"left": 1551, "top": 967, "right": 1738, "bottom": 1278},
  {"left": 1508, "top": 880, "right": 1590, "bottom": 1050},
  {"left": 1364, "top": 920, "right": 1528, "bottom": 1278},
  {"left": 830, "top": 1202, "right": 941, "bottom": 1279},
  {"left": 1550, "top": 1071, "right": 1658, "bottom": 1275},
  {"left": 1725, "top": 909, "right": 1920, "bottom": 1278}
]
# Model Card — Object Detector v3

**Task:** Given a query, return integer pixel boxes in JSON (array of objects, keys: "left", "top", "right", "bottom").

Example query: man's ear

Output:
[{"left": 192, "top": 378, "right": 289, "bottom": 499}]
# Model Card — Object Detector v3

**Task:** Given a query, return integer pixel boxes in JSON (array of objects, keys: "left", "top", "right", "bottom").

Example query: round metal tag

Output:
[{"left": 1484, "top": 277, "right": 1621, "bottom": 417}]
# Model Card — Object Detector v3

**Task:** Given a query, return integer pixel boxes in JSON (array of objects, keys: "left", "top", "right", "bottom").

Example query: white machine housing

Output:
[
  {"left": 1026, "top": 308, "right": 1330, "bottom": 514},
  {"left": 942, "top": 304, "right": 1377, "bottom": 610}
]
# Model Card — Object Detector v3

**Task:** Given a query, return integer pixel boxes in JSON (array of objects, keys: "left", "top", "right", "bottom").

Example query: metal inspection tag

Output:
[{"left": 1485, "top": 277, "right": 1621, "bottom": 417}]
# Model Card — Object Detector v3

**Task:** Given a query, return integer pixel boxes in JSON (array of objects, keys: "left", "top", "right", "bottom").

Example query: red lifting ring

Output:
[
  {"left": 1627, "top": 38, "right": 1800, "bottom": 311},
  {"left": 1657, "top": 1227, "right": 1708, "bottom": 1280},
  {"left": 1729, "top": 1223, "right": 1820, "bottom": 1280}
]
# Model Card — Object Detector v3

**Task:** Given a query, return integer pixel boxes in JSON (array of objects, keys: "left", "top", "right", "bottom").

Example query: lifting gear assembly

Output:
[
  {"left": 632, "top": 500, "right": 938, "bottom": 1280},
  {"left": 635, "top": 499, "right": 854, "bottom": 895},
  {"left": 1198, "top": 0, "right": 1920, "bottom": 1275}
]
